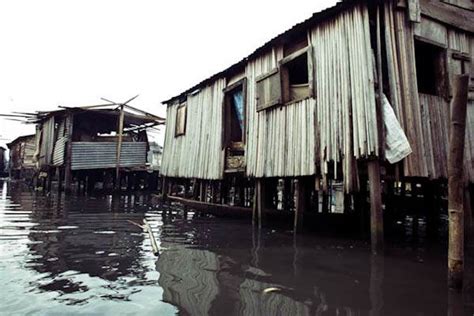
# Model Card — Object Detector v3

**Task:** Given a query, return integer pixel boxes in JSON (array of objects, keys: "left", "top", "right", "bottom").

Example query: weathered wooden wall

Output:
[
  {"left": 161, "top": 79, "right": 226, "bottom": 180},
  {"left": 162, "top": 4, "right": 376, "bottom": 190},
  {"left": 244, "top": 48, "right": 318, "bottom": 179},
  {"left": 385, "top": 1, "right": 473, "bottom": 182},
  {"left": 161, "top": 0, "right": 473, "bottom": 186},
  {"left": 310, "top": 4, "right": 376, "bottom": 191}
]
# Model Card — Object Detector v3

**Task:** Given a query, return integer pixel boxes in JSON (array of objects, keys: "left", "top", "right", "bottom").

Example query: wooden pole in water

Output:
[
  {"left": 368, "top": 3, "right": 385, "bottom": 255},
  {"left": 64, "top": 112, "right": 74, "bottom": 194},
  {"left": 447, "top": 74, "right": 469, "bottom": 290},
  {"left": 115, "top": 104, "right": 125, "bottom": 190},
  {"left": 256, "top": 178, "right": 264, "bottom": 228},
  {"left": 143, "top": 219, "right": 159, "bottom": 256},
  {"left": 368, "top": 160, "right": 383, "bottom": 254},
  {"left": 294, "top": 178, "right": 304, "bottom": 233}
]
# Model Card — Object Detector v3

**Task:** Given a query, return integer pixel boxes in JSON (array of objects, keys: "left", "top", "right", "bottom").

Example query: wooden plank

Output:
[
  {"left": 64, "top": 113, "right": 74, "bottom": 193},
  {"left": 419, "top": 0, "right": 474, "bottom": 34},
  {"left": 408, "top": 0, "right": 421, "bottom": 23}
]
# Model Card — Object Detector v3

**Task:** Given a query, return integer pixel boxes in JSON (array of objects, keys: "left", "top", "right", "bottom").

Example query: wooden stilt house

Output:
[
  {"left": 161, "top": 0, "right": 473, "bottom": 244},
  {"left": 7, "top": 134, "right": 37, "bottom": 180},
  {"left": 31, "top": 104, "right": 165, "bottom": 192}
]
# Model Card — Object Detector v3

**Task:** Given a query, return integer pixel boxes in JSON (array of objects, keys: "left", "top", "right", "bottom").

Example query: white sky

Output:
[{"left": 0, "top": 0, "right": 337, "bottom": 150}]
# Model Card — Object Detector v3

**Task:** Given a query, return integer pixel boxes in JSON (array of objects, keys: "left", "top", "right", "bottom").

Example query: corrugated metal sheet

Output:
[
  {"left": 52, "top": 137, "right": 66, "bottom": 166},
  {"left": 71, "top": 142, "right": 147, "bottom": 170}
]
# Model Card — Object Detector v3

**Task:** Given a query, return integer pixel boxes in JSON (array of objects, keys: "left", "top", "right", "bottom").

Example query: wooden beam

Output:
[
  {"left": 368, "top": 160, "right": 384, "bottom": 254},
  {"left": 294, "top": 179, "right": 304, "bottom": 233},
  {"left": 64, "top": 113, "right": 74, "bottom": 193},
  {"left": 447, "top": 74, "right": 469, "bottom": 290},
  {"left": 115, "top": 104, "right": 125, "bottom": 189},
  {"left": 419, "top": 0, "right": 474, "bottom": 33}
]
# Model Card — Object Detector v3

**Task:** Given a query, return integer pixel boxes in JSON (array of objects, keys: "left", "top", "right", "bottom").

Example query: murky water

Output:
[{"left": 1, "top": 179, "right": 473, "bottom": 315}]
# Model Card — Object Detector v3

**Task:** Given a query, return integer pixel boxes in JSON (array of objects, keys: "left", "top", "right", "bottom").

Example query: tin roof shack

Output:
[
  {"left": 33, "top": 104, "right": 165, "bottom": 192},
  {"left": 6, "top": 135, "right": 36, "bottom": 180},
  {"left": 0, "top": 146, "right": 6, "bottom": 177},
  {"left": 148, "top": 142, "right": 163, "bottom": 171},
  {"left": 160, "top": 0, "right": 474, "bottom": 245}
]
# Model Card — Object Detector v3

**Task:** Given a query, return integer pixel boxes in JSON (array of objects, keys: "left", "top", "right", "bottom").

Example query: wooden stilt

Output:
[
  {"left": 161, "top": 177, "right": 168, "bottom": 201},
  {"left": 64, "top": 113, "right": 74, "bottom": 194},
  {"left": 115, "top": 104, "right": 125, "bottom": 190},
  {"left": 199, "top": 180, "right": 205, "bottom": 202},
  {"left": 447, "top": 74, "right": 469, "bottom": 290},
  {"left": 368, "top": 160, "right": 383, "bottom": 254},
  {"left": 294, "top": 178, "right": 304, "bottom": 233},
  {"left": 252, "top": 179, "right": 257, "bottom": 225},
  {"left": 256, "top": 178, "right": 265, "bottom": 228}
]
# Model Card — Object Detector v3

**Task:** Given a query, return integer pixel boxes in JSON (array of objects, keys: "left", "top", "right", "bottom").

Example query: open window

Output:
[
  {"left": 175, "top": 102, "right": 186, "bottom": 137},
  {"left": 280, "top": 46, "right": 314, "bottom": 103},
  {"left": 223, "top": 78, "right": 246, "bottom": 148},
  {"left": 223, "top": 78, "right": 247, "bottom": 172},
  {"left": 256, "top": 45, "right": 314, "bottom": 112},
  {"left": 414, "top": 38, "right": 447, "bottom": 96}
]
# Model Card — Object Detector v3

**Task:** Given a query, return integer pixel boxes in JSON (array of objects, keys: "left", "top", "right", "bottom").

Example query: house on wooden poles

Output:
[
  {"left": 160, "top": 0, "right": 474, "bottom": 246},
  {"left": 0, "top": 146, "right": 6, "bottom": 177},
  {"left": 7, "top": 134, "right": 36, "bottom": 180},
  {"left": 29, "top": 104, "right": 165, "bottom": 192}
]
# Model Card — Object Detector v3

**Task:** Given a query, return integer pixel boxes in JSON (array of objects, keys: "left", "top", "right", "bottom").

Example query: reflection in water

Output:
[{"left": 1, "top": 180, "right": 473, "bottom": 315}]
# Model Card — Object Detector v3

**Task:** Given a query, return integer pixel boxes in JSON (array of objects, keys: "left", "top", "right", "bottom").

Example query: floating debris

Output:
[{"left": 263, "top": 287, "right": 281, "bottom": 294}]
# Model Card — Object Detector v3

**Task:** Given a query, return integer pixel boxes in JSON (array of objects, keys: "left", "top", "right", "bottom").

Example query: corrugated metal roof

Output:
[{"left": 162, "top": 0, "right": 358, "bottom": 104}]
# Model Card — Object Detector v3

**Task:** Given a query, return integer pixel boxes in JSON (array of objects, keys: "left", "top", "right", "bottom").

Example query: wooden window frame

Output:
[
  {"left": 279, "top": 45, "right": 314, "bottom": 105},
  {"left": 413, "top": 36, "right": 449, "bottom": 98},
  {"left": 222, "top": 78, "right": 247, "bottom": 148},
  {"left": 175, "top": 102, "right": 187, "bottom": 137},
  {"left": 255, "top": 45, "right": 315, "bottom": 112}
]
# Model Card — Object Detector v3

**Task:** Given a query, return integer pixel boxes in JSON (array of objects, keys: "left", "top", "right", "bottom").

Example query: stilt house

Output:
[
  {"left": 31, "top": 104, "right": 165, "bottom": 191},
  {"left": 0, "top": 146, "right": 6, "bottom": 176},
  {"left": 7, "top": 134, "right": 36, "bottom": 180},
  {"left": 161, "top": 0, "right": 473, "bottom": 239}
]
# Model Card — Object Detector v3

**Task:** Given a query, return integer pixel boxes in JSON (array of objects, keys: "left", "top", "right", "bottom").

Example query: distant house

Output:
[
  {"left": 0, "top": 146, "right": 6, "bottom": 176},
  {"left": 148, "top": 142, "right": 163, "bottom": 171},
  {"left": 7, "top": 134, "right": 36, "bottom": 180},
  {"left": 32, "top": 104, "right": 164, "bottom": 191}
]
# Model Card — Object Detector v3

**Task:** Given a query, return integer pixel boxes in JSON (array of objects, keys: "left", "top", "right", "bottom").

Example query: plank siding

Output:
[{"left": 161, "top": 79, "right": 226, "bottom": 180}]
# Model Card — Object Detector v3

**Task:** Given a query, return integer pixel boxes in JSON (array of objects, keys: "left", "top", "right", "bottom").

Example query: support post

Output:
[
  {"left": 447, "top": 74, "right": 469, "bottom": 290},
  {"left": 64, "top": 113, "right": 74, "bottom": 193},
  {"left": 199, "top": 180, "right": 205, "bottom": 202},
  {"left": 115, "top": 104, "right": 125, "bottom": 190},
  {"left": 294, "top": 178, "right": 305, "bottom": 233},
  {"left": 256, "top": 178, "right": 265, "bottom": 228},
  {"left": 368, "top": 160, "right": 383, "bottom": 254}
]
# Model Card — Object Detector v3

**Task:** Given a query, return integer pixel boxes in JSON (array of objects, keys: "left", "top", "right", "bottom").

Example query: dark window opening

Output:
[
  {"left": 282, "top": 51, "right": 310, "bottom": 103},
  {"left": 228, "top": 88, "right": 244, "bottom": 142},
  {"left": 414, "top": 39, "right": 446, "bottom": 96},
  {"left": 223, "top": 78, "right": 247, "bottom": 148}
]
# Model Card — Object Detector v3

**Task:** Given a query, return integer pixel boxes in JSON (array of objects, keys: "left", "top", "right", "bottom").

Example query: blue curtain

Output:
[{"left": 232, "top": 90, "right": 244, "bottom": 130}]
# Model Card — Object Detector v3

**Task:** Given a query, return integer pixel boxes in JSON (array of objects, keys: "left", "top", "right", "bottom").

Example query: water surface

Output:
[{"left": 0, "top": 180, "right": 473, "bottom": 315}]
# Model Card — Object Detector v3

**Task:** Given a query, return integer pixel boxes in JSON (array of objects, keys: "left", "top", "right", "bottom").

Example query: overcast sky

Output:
[{"left": 0, "top": 0, "right": 337, "bottom": 149}]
